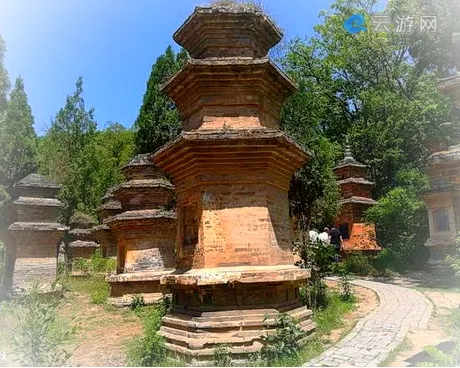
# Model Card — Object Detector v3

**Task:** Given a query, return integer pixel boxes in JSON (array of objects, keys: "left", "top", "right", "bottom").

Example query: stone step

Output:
[
  {"left": 171, "top": 299, "right": 303, "bottom": 316},
  {"left": 160, "top": 329, "right": 264, "bottom": 349},
  {"left": 163, "top": 305, "right": 312, "bottom": 328},
  {"left": 163, "top": 340, "right": 261, "bottom": 358},
  {"left": 160, "top": 324, "right": 274, "bottom": 341}
]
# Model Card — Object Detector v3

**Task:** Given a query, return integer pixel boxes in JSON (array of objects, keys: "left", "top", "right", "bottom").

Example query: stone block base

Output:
[
  {"left": 107, "top": 270, "right": 174, "bottom": 307},
  {"left": 159, "top": 303, "right": 315, "bottom": 366}
]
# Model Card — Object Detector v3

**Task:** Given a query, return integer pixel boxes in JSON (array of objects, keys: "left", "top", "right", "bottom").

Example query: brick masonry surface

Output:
[{"left": 304, "top": 278, "right": 433, "bottom": 367}]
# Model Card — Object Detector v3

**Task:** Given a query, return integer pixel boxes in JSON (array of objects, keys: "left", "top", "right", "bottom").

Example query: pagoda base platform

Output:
[
  {"left": 425, "top": 239, "right": 456, "bottom": 277},
  {"left": 159, "top": 266, "right": 314, "bottom": 365},
  {"left": 106, "top": 269, "right": 174, "bottom": 307}
]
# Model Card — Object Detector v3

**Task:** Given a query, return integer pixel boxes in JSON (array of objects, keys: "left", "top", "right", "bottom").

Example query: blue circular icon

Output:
[{"left": 344, "top": 14, "right": 367, "bottom": 34}]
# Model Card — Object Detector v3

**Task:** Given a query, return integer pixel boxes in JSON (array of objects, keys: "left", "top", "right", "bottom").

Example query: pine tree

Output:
[
  {"left": 38, "top": 77, "right": 97, "bottom": 223},
  {"left": 0, "top": 35, "right": 10, "bottom": 114},
  {"left": 0, "top": 77, "right": 37, "bottom": 188},
  {"left": 0, "top": 34, "right": 11, "bottom": 214},
  {"left": 134, "top": 46, "right": 187, "bottom": 154}
]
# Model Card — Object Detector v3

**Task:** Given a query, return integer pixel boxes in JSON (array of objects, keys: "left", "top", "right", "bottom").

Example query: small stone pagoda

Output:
[
  {"left": 421, "top": 72, "right": 460, "bottom": 275},
  {"left": 106, "top": 154, "right": 176, "bottom": 306},
  {"left": 93, "top": 188, "right": 122, "bottom": 259},
  {"left": 2, "top": 174, "right": 67, "bottom": 294},
  {"left": 68, "top": 213, "right": 99, "bottom": 262},
  {"left": 333, "top": 144, "right": 380, "bottom": 252},
  {"left": 150, "top": 4, "right": 315, "bottom": 364}
]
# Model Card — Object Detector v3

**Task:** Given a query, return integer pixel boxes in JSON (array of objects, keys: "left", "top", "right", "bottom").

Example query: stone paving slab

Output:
[{"left": 304, "top": 278, "right": 433, "bottom": 367}]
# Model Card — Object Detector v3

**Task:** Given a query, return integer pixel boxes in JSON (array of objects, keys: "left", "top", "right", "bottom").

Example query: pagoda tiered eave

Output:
[
  {"left": 173, "top": 6, "right": 282, "bottom": 59},
  {"left": 162, "top": 58, "right": 296, "bottom": 130},
  {"left": 161, "top": 265, "right": 310, "bottom": 287},
  {"left": 150, "top": 129, "right": 310, "bottom": 192}
]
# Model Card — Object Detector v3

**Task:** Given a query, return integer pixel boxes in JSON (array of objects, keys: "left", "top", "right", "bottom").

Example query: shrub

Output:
[
  {"left": 303, "top": 278, "right": 328, "bottom": 311},
  {"left": 343, "top": 252, "right": 373, "bottom": 276},
  {"left": 88, "top": 249, "right": 116, "bottom": 274},
  {"left": 127, "top": 298, "right": 171, "bottom": 366},
  {"left": 131, "top": 295, "right": 146, "bottom": 310},
  {"left": 260, "top": 313, "right": 307, "bottom": 365},
  {"left": 213, "top": 345, "right": 232, "bottom": 367},
  {"left": 63, "top": 274, "right": 110, "bottom": 305},
  {"left": 10, "top": 282, "right": 76, "bottom": 367},
  {"left": 69, "top": 211, "right": 98, "bottom": 229},
  {"left": 365, "top": 169, "right": 430, "bottom": 271},
  {"left": 447, "top": 235, "right": 460, "bottom": 279},
  {"left": 339, "top": 270, "right": 354, "bottom": 301},
  {"left": 71, "top": 249, "right": 116, "bottom": 275},
  {"left": 294, "top": 232, "right": 335, "bottom": 310},
  {"left": 90, "top": 280, "right": 110, "bottom": 304}
]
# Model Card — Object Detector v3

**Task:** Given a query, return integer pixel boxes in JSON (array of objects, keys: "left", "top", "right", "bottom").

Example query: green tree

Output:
[
  {"left": 92, "top": 122, "right": 135, "bottom": 201},
  {"left": 38, "top": 77, "right": 97, "bottom": 223},
  {"left": 134, "top": 46, "right": 187, "bottom": 154},
  {"left": 0, "top": 34, "right": 10, "bottom": 114},
  {"left": 0, "top": 34, "right": 11, "bottom": 214},
  {"left": 0, "top": 77, "right": 37, "bottom": 188},
  {"left": 365, "top": 168, "right": 430, "bottom": 269}
]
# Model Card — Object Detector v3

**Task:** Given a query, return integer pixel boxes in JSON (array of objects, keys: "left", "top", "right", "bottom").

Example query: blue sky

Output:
[{"left": 0, "top": 0, "right": 385, "bottom": 134}]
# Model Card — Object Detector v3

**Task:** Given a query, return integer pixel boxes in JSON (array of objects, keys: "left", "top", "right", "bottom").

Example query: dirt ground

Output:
[
  {"left": 60, "top": 293, "right": 142, "bottom": 366},
  {"left": 0, "top": 291, "right": 143, "bottom": 367}
]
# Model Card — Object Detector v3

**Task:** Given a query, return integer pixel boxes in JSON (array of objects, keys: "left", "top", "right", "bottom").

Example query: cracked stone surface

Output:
[{"left": 304, "top": 278, "right": 433, "bottom": 367}]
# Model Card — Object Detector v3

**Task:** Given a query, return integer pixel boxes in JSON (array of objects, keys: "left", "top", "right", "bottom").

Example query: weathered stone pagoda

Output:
[
  {"left": 68, "top": 213, "right": 99, "bottom": 261},
  {"left": 106, "top": 154, "right": 176, "bottom": 306},
  {"left": 93, "top": 188, "right": 122, "bottom": 259},
  {"left": 150, "top": 4, "right": 315, "bottom": 364},
  {"left": 2, "top": 174, "right": 67, "bottom": 294},
  {"left": 333, "top": 144, "right": 380, "bottom": 252},
  {"left": 421, "top": 73, "right": 460, "bottom": 275}
]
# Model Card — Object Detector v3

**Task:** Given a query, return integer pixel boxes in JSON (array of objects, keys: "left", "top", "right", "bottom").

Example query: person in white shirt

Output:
[
  {"left": 309, "top": 229, "right": 319, "bottom": 243},
  {"left": 318, "top": 227, "right": 330, "bottom": 245}
]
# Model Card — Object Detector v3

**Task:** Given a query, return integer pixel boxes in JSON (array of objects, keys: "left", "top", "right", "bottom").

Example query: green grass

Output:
[
  {"left": 63, "top": 275, "right": 110, "bottom": 304},
  {"left": 267, "top": 291, "right": 356, "bottom": 367}
]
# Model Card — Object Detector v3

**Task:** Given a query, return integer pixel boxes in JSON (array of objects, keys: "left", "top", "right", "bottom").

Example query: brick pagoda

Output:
[
  {"left": 421, "top": 73, "right": 460, "bottom": 275},
  {"left": 93, "top": 188, "right": 122, "bottom": 259},
  {"left": 333, "top": 144, "right": 380, "bottom": 252},
  {"left": 150, "top": 4, "right": 315, "bottom": 364},
  {"left": 106, "top": 154, "right": 176, "bottom": 306},
  {"left": 2, "top": 174, "right": 67, "bottom": 294}
]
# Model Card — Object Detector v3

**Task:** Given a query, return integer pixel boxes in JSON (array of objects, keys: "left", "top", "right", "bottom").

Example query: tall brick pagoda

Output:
[
  {"left": 421, "top": 70, "right": 460, "bottom": 275},
  {"left": 150, "top": 4, "right": 315, "bottom": 364},
  {"left": 333, "top": 144, "right": 380, "bottom": 252},
  {"left": 2, "top": 174, "right": 67, "bottom": 295},
  {"left": 106, "top": 154, "right": 176, "bottom": 306}
]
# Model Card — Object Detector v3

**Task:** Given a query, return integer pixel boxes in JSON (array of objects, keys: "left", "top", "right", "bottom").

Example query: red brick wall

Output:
[{"left": 176, "top": 183, "right": 294, "bottom": 269}]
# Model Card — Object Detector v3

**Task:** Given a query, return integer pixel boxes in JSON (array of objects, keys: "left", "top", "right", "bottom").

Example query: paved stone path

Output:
[{"left": 305, "top": 278, "right": 433, "bottom": 367}]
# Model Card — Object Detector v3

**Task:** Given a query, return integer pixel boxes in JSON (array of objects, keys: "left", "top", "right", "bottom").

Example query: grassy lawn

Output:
[{"left": 62, "top": 274, "right": 110, "bottom": 304}]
